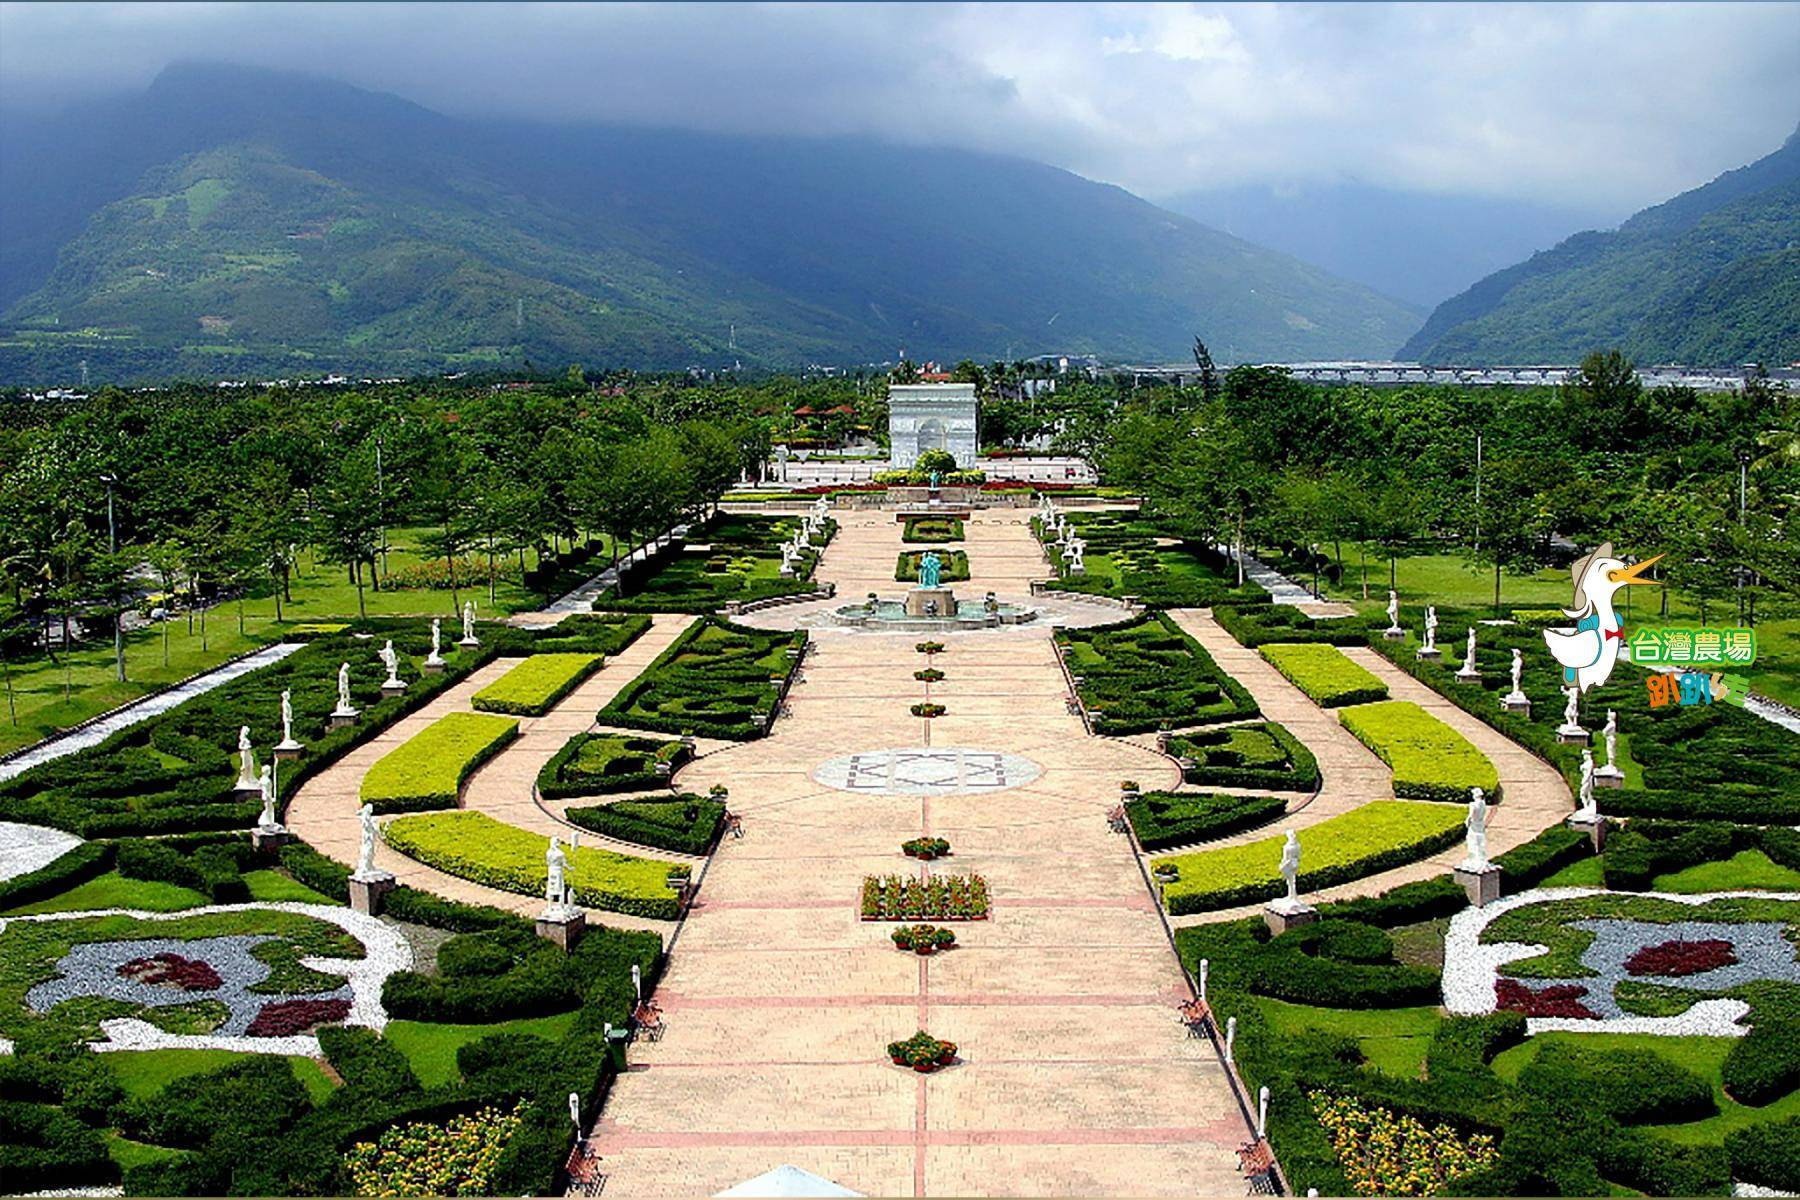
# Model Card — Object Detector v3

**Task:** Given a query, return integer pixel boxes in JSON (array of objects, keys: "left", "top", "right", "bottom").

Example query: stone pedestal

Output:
[
  {"left": 1568, "top": 814, "right": 1609, "bottom": 852},
  {"left": 1263, "top": 897, "right": 1319, "bottom": 936},
  {"left": 904, "top": 587, "right": 957, "bottom": 618},
  {"left": 421, "top": 660, "right": 445, "bottom": 675},
  {"left": 381, "top": 681, "right": 408, "bottom": 700},
  {"left": 329, "top": 708, "right": 359, "bottom": 731},
  {"left": 349, "top": 871, "right": 397, "bottom": 916},
  {"left": 458, "top": 637, "right": 480, "bottom": 649},
  {"left": 1416, "top": 646, "right": 1442, "bottom": 661},
  {"left": 1454, "top": 863, "right": 1503, "bottom": 907},
  {"left": 234, "top": 780, "right": 262, "bottom": 796},
  {"left": 536, "top": 907, "right": 587, "bottom": 952},
  {"left": 1455, "top": 667, "right": 1481, "bottom": 683},
  {"left": 1382, "top": 626, "right": 1406, "bottom": 641},
  {"left": 1555, "top": 725, "right": 1589, "bottom": 745},
  {"left": 1500, "top": 694, "right": 1531, "bottom": 717},
  {"left": 250, "top": 825, "right": 295, "bottom": 855},
  {"left": 273, "top": 742, "right": 302, "bottom": 763}
]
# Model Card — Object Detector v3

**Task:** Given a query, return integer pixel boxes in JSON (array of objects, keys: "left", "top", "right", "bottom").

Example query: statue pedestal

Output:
[
  {"left": 274, "top": 742, "right": 302, "bottom": 762},
  {"left": 234, "top": 779, "right": 262, "bottom": 796},
  {"left": 1263, "top": 896, "right": 1318, "bottom": 937},
  {"left": 905, "top": 587, "right": 957, "bottom": 618},
  {"left": 421, "top": 659, "right": 446, "bottom": 675},
  {"left": 458, "top": 636, "right": 480, "bottom": 649},
  {"left": 1382, "top": 626, "right": 1406, "bottom": 641},
  {"left": 1500, "top": 694, "right": 1531, "bottom": 717},
  {"left": 381, "top": 681, "right": 408, "bottom": 700},
  {"left": 1416, "top": 646, "right": 1441, "bottom": 661},
  {"left": 1568, "top": 813, "right": 1609, "bottom": 853},
  {"left": 250, "top": 825, "right": 294, "bottom": 855},
  {"left": 1595, "top": 766, "right": 1625, "bottom": 789},
  {"left": 1454, "top": 863, "right": 1502, "bottom": 907},
  {"left": 536, "top": 907, "right": 587, "bottom": 952},
  {"left": 329, "top": 708, "right": 359, "bottom": 731},
  {"left": 349, "top": 870, "right": 397, "bottom": 916},
  {"left": 1555, "top": 725, "right": 1589, "bottom": 745},
  {"left": 1455, "top": 667, "right": 1481, "bottom": 683}
]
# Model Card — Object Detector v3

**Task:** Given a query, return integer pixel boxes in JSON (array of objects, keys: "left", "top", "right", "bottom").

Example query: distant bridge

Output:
[{"left": 1114, "top": 361, "right": 1798, "bottom": 391}]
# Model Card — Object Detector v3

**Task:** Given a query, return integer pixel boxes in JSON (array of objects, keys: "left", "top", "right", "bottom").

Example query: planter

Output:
[
  {"left": 914, "top": 943, "right": 935, "bottom": 956},
  {"left": 913, "top": 1062, "right": 935, "bottom": 1073}
]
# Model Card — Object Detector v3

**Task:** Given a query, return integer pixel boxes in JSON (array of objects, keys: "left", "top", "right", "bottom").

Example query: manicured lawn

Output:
[
  {"left": 359, "top": 710, "right": 519, "bottom": 813},
  {"left": 1541, "top": 856, "right": 1608, "bottom": 887},
  {"left": 105, "top": 1047, "right": 337, "bottom": 1105},
  {"left": 1339, "top": 699, "right": 1499, "bottom": 803},
  {"left": 4, "top": 870, "right": 206, "bottom": 915},
  {"left": 1261, "top": 643, "right": 1389, "bottom": 707},
  {"left": 242, "top": 868, "right": 341, "bottom": 905},
  {"left": 1256, "top": 998, "right": 1441, "bottom": 1080},
  {"left": 107, "top": 1133, "right": 188, "bottom": 1171},
  {"left": 384, "top": 1011, "right": 578, "bottom": 1088},
  {"left": 1654, "top": 848, "right": 1800, "bottom": 894}
]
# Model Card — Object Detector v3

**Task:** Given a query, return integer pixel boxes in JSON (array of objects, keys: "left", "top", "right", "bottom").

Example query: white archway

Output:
[{"left": 916, "top": 419, "right": 947, "bottom": 457}]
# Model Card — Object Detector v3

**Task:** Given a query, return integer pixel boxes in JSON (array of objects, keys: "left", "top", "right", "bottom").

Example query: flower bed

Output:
[
  {"left": 889, "top": 924, "right": 957, "bottom": 954},
  {"left": 1625, "top": 937, "right": 1739, "bottom": 977},
  {"left": 246, "top": 996, "right": 351, "bottom": 1037},
  {"left": 1154, "top": 800, "right": 1466, "bottom": 915},
  {"left": 1338, "top": 700, "right": 1498, "bottom": 804},
  {"left": 901, "top": 837, "right": 951, "bottom": 859},
  {"left": 383, "top": 810, "right": 680, "bottom": 919},
  {"left": 914, "top": 668, "right": 944, "bottom": 683},
  {"left": 359, "top": 711, "right": 519, "bottom": 814},
  {"left": 886, "top": 1030, "right": 958, "bottom": 1072},
  {"left": 860, "top": 873, "right": 989, "bottom": 920},
  {"left": 896, "top": 549, "right": 971, "bottom": 582},
  {"left": 1056, "top": 614, "right": 1257, "bottom": 735},
  {"left": 470, "top": 652, "right": 605, "bottom": 717},
  {"left": 1312, "top": 1092, "right": 1498, "bottom": 1197},
  {"left": 911, "top": 702, "right": 946, "bottom": 718},
  {"left": 536, "top": 732, "right": 691, "bottom": 798},
  {"left": 1495, "top": 978, "right": 1599, "bottom": 1018},
  {"left": 1261, "top": 643, "right": 1390, "bottom": 707},
  {"left": 916, "top": 641, "right": 945, "bottom": 655},
  {"left": 116, "top": 952, "right": 222, "bottom": 992},
  {"left": 1169, "top": 721, "right": 1321, "bottom": 792},
  {"left": 343, "top": 1100, "right": 526, "bottom": 1196},
  {"left": 902, "top": 516, "right": 965, "bottom": 543}
]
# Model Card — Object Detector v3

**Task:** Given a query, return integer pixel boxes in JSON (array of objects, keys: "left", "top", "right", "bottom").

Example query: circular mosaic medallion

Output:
[{"left": 812, "top": 747, "right": 1043, "bottom": 795}]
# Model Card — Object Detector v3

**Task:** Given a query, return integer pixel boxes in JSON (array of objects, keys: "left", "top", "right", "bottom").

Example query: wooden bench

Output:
[{"left": 565, "top": 1140, "right": 606, "bottom": 1196}]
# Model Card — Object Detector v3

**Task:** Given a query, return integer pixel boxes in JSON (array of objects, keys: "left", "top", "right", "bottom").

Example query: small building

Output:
[{"left": 888, "top": 383, "right": 977, "bottom": 469}]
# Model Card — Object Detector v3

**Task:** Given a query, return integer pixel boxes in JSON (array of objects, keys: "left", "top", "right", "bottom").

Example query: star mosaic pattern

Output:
[{"left": 813, "top": 747, "right": 1042, "bottom": 795}]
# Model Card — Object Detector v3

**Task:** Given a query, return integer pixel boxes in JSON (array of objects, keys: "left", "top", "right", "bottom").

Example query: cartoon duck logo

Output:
[{"left": 1543, "top": 541, "right": 1663, "bottom": 692}]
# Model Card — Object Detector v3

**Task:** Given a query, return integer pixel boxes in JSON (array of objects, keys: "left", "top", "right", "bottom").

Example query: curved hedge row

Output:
[
  {"left": 1172, "top": 721, "right": 1321, "bottom": 793},
  {"left": 564, "top": 795, "right": 724, "bottom": 856},
  {"left": 359, "top": 711, "right": 519, "bottom": 814},
  {"left": 1057, "top": 613, "right": 1257, "bottom": 735},
  {"left": 1338, "top": 699, "right": 1499, "bottom": 804},
  {"left": 471, "top": 653, "right": 605, "bottom": 717},
  {"left": 383, "top": 810, "right": 681, "bottom": 920},
  {"left": 1123, "top": 791, "right": 1286, "bottom": 852},
  {"left": 598, "top": 617, "right": 802, "bottom": 740},
  {"left": 1261, "top": 643, "right": 1389, "bottom": 707},
  {"left": 536, "top": 733, "right": 691, "bottom": 799}
]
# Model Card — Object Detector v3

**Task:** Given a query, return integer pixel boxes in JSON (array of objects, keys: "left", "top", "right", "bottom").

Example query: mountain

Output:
[
  {"left": 1400, "top": 126, "right": 1800, "bottom": 366},
  {"left": 0, "top": 64, "right": 1421, "bottom": 385},
  {"left": 1163, "top": 182, "right": 1604, "bottom": 308}
]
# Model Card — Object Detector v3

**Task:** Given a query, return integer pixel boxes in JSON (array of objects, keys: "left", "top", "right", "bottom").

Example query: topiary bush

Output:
[
  {"left": 1723, "top": 1020, "right": 1800, "bottom": 1106},
  {"left": 564, "top": 795, "right": 724, "bottom": 856},
  {"left": 1339, "top": 699, "right": 1499, "bottom": 803},
  {"left": 471, "top": 653, "right": 605, "bottom": 716},
  {"left": 1171, "top": 721, "right": 1321, "bottom": 792},
  {"left": 1123, "top": 790, "right": 1286, "bottom": 851},
  {"left": 1519, "top": 1041, "right": 1716, "bottom": 1126},
  {"left": 1727, "top": 1117, "right": 1800, "bottom": 1191}
]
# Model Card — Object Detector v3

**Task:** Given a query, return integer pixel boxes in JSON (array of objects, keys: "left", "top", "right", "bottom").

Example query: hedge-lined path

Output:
[
  {"left": 589, "top": 513, "right": 1251, "bottom": 1197},
  {"left": 456, "top": 615, "right": 698, "bottom": 862},
  {"left": 281, "top": 622, "right": 695, "bottom": 934}
]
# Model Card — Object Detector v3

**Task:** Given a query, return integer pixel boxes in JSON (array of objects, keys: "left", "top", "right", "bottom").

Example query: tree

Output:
[
  {"left": 316, "top": 446, "right": 383, "bottom": 620},
  {"left": 1191, "top": 337, "right": 1220, "bottom": 404},
  {"left": 1465, "top": 454, "right": 1555, "bottom": 617}
]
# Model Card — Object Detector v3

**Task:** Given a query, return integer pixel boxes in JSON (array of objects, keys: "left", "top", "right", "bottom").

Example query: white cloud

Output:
[{"left": 0, "top": 1, "right": 1795, "bottom": 213}]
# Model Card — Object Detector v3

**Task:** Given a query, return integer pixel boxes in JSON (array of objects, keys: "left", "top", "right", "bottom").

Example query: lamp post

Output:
[{"left": 101, "top": 473, "right": 123, "bottom": 683}]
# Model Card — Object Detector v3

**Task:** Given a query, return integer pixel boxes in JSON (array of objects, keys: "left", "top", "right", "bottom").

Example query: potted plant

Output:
[
  {"left": 1153, "top": 862, "right": 1179, "bottom": 883},
  {"left": 887, "top": 1041, "right": 908, "bottom": 1065},
  {"left": 1120, "top": 779, "right": 1141, "bottom": 802},
  {"left": 910, "top": 1046, "right": 938, "bottom": 1073},
  {"left": 934, "top": 928, "right": 957, "bottom": 950},
  {"left": 936, "top": 1040, "right": 958, "bottom": 1065}
]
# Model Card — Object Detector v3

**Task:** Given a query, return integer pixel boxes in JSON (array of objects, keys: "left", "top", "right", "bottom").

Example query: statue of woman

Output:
[
  {"left": 546, "top": 836, "right": 570, "bottom": 907},
  {"left": 380, "top": 639, "right": 400, "bottom": 685},
  {"left": 1463, "top": 628, "right": 1478, "bottom": 674},
  {"left": 429, "top": 618, "right": 443, "bottom": 663},
  {"left": 1602, "top": 709, "right": 1619, "bottom": 769},
  {"left": 1509, "top": 648, "right": 1524, "bottom": 696},
  {"left": 1563, "top": 685, "right": 1581, "bottom": 729},
  {"left": 1461, "top": 788, "right": 1489, "bottom": 871},
  {"left": 280, "top": 689, "right": 295, "bottom": 745},
  {"left": 1279, "top": 830, "right": 1301, "bottom": 903},
  {"left": 462, "top": 599, "right": 477, "bottom": 642},
  {"left": 236, "top": 726, "right": 257, "bottom": 788},
  {"left": 1386, "top": 590, "right": 1400, "bottom": 629},
  {"left": 357, "top": 803, "right": 379, "bottom": 875},
  {"left": 338, "top": 662, "right": 354, "bottom": 713},
  {"left": 257, "top": 764, "right": 278, "bottom": 831},
  {"left": 919, "top": 550, "right": 942, "bottom": 589}
]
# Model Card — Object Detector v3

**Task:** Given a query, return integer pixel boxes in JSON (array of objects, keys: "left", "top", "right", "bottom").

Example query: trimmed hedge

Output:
[
  {"left": 471, "top": 653, "right": 605, "bottom": 717},
  {"left": 1035, "top": 511, "right": 1271, "bottom": 608},
  {"left": 596, "top": 514, "right": 836, "bottom": 613},
  {"left": 384, "top": 810, "right": 681, "bottom": 920},
  {"left": 1057, "top": 613, "right": 1257, "bottom": 735},
  {"left": 1155, "top": 799, "right": 1466, "bottom": 915},
  {"left": 1124, "top": 791, "right": 1286, "bottom": 852},
  {"left": 536, "top": 732, "right": 691, "bottom": 799},
  {"left": 0, "top": 841, "right": 113, "bottom": 910},
  {"left": 1171, "top": 721, "right": 1320, "bottom": 792},
  {"left": 598, "top": 617, "right": 803, "bottom": 740},
  {"left": 564, "top": 795, "right": 724, "bottom": 856},
  {"left": 1723, "top": 1021, "right": 1800, "bottom": 1106},
  {"left": 115, "top": 836, "right": 253, "bottom": 904},
  {"left": 0, "top": 1099, "right": 114, "bottom": 1192},
  {"left": 1215, "top": 603, "right": 1376, "bottom": 647},
  {"left": 1261, "top": 643, "right": 1389, "bottom": 707},
  {"left": 895, "top": 549, "right": 970, "bottom": 582},
  {"left": 1727, "top": 1118, "right": 1800, "bottom": 1190},
  {"left": 1519, "top": 1041, "right": 1717, "bottom": 1125},
  {"left": 359, "top": 711, "right": 519, "bottom": 814},
  {"left": 382, "top": 920, "right": 661, "bottom": 1025},
  {"left": 1339, "top": 699, "right": 1499, "bottom": 804},
  {"left": 901, "top": 516, "right": 964, "bottom": 542},
  {"left": 279, "top": 840, "right": 519, "bottom": 934}
]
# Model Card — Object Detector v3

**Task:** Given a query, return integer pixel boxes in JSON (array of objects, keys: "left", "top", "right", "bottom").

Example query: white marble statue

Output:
[
  {"left": 460, "top": 600, "right": 479, "bottom": 645},
  {"left": 1576, "top": 749, "right": 1597, "bottom": 819},
  {"left": 277, "top": 689, "right": 300, "bottom": 749},
  {"left": 1385, "top": 590, "right": 1400, "bottom": 631},
  {"left": 1562, "top": 684, "right": 1581, "bottom": 731},
  {"left": 426, "top": 618, "right": 445, "bottom": 666},
  {"left": 236, "top": 726, "right": 258, "bottom": 789},
  {"left": 568, "top": 1091, "right": 582, "bottom": 1129},
  {"left": 1423, "top": 606, "right": 1439, "bottom": 650},
  {"left": 257, "top": 764, "right": 279, "bottom": 831},
  {"left": 546, "top": 836, "right": 571, "bottom": 910},
  {"left": 1509, "top": 649, "right": 1524, "bottom": 697},
  {"left": 1459, "top": 788, "right": 1489, "bottom": 872},
  {"left": 1601, "top": 709, "right": 1620, "bottom": 773},
  {"left": 335, "top": 662, "right": 357, "bottom": 716},
  {"left": 1462, "top": 628, "right": 1478, "bottom": 675},
  {"left": 380, "top": 639, "right": 401, "bottom": 687},
  {"left": 356, "top": 803, "right": 380, "bottom": 876},
  {"left": 1279, "top": 830, "right": 1301, "bottom": 903}
]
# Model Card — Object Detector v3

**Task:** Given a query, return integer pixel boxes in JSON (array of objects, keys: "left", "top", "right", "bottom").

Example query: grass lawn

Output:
[
  {"left": 1490, "top": 1032, "right": 1800, "bottom": 1144},
  {"left": 242, "top": 869, "right": 341, "bottom": 905},
  {"left": 4, "top": 870, "right": 206, "bottom": 915},
  {"left": 1541, "top": 856, "right": 1608, "bottom": 887},
  {"left": 1654, "top": 848, "right": 1800, "bottom": 893},
  {"left": 107, "top": 1133, "right": 188, "bottom": 1170},
  {"left": 1256, "top": 997, "right": 1441, "bottom": 1080},
  {"left": 105, "top": 1047, "right": 337, "bottom": 1105},
  {"left": 384, "top": 1012, "right": 578, "bottom": 1088}
]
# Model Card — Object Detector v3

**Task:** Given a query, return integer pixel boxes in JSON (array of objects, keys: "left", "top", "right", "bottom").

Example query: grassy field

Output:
[
  {"left": 384, "top": 1011, "right": 578, "bottom": 1087},
  {"left": 4, "top": 871, "right": 209, "bottom": 915},
  {"left": 1256, "top": 998, "right": 1441, "bottom": 1080},
  {"left": 105, "top": 1047, "right": 337, "bottom": 1105}
]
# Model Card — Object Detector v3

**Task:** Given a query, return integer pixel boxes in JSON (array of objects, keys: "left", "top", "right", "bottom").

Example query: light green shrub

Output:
[
  {"left": 470, "top": 653, "right": 605, "bottom": 716},
  {"left": 1339, "top": 699, "right": 1500, "bottom": 803},
  {"left": 382, "top": 810, "right": 680, "bottom": 919},
  {"left": 1261, "top": 643, "right": 1389, "bottom": 707},
  {"left": 358, "top": 712, "right": 518, "bottom": 814}
]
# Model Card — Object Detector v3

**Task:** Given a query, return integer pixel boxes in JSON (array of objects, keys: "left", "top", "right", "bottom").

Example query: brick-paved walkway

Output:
[{"left": 589, "top": 513, "right": 1252, "bottom": 1197}]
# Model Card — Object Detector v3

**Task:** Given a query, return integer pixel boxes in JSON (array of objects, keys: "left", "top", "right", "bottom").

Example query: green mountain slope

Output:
[
  {"left": 1400, "top": 126, "right": 1800, "bottom": 366},
  {"left": 0, "top": 65, "right": 1420, "bottom": 384}
]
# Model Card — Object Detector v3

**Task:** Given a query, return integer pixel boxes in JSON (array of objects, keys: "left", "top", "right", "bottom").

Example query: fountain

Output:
[{"left": 831, "top": 551, "right": 1036, "bottom": 631}]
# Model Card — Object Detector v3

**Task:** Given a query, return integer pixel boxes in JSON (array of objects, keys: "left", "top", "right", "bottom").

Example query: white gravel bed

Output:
[
  {"left": 0, "top": 901, "right": 411, "bottom": 1058},
  {"left": 1443, "top": 887, "right": 1800, "bottom": 1037},
  {"left": 0, "top": 821, "right": 83, "bottom": 883}
]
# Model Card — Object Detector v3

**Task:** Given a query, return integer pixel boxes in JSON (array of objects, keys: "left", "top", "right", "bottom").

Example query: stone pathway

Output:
[
  {"left": 0, "top": 821, "right": 83, "bottom": 883},
  {"left": 518, "top": 527, "right": 691, "bottom": 623},
  {"left": 588, "top": 513, "right": 1251, "bottom": 1197},
  {"left": 0, "top": 642, "right": 304, "bottom": 783}
]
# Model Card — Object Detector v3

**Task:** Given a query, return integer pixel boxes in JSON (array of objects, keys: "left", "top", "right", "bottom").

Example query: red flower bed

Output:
[
  {"left": 117, "top": 953, "right": 223, "bottom": 992},
  {"left": 246, "top": 998, "right": 351, "bottom": 1037},
  {"left": 1624, "top": 938, "right": 1738, "bottom": 977},
  {"left": 1495, "top": 979, "right": 1598, "bottom": 1019}
]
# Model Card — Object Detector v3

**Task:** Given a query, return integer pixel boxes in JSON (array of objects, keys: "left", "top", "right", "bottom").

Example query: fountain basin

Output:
[{"left": 830, "top": 598, "right": 1038, "bottom": 631}]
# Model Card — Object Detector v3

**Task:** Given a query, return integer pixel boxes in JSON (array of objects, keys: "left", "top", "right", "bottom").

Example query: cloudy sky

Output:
[{"left": 2, "top": 2, "right": 1796, "bottom": 215}]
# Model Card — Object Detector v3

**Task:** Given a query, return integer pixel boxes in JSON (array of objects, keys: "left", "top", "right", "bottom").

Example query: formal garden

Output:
[
  {"left": 597, "top": 616, "right": 805, "bottom": 740},
  {"left": 594, "top": 513, "right": 836, "bottom": 612},
  {"left": 1056, "top": 613, "right": 1257, "bottom": 734},
  {"left": 1032, "top": 510, "right": 1270, "bottom": 607}
]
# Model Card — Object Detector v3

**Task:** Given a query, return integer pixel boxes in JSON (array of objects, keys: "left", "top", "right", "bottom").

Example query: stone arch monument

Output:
[{"left": 888, "top": 383, "right": 977, "bottom": 469}]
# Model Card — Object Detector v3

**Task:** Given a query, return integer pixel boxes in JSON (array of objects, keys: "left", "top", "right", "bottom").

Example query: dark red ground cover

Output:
[
  {"left": 1624, "top": 938, "right": 1738, "bottom": 977},
  {"left": 246, "top": 998, "right": 351, "bottom": 1037},
  {"left": 1496, "top": 978, "right": 1599, "bottom": 1018},
  {"left": 117, "top": 953, "right": 223, "bottom": 992}
]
